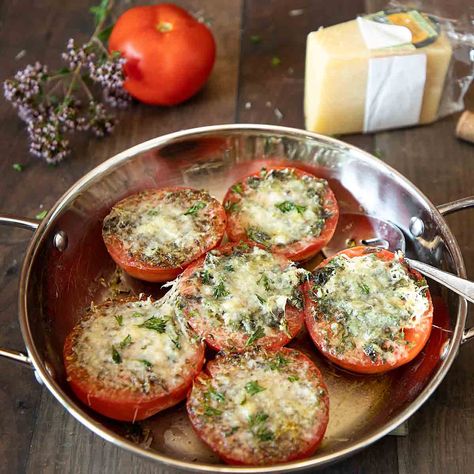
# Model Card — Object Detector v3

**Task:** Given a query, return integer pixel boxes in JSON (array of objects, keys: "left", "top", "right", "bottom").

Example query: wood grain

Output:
[{"left": 0, "top": 0, "right": 473, "bottom": 473}]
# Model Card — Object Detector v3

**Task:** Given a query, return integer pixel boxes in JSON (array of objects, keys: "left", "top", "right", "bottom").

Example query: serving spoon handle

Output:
[{"left": 406, "top": 258, "right": 474, "bottom": 304}]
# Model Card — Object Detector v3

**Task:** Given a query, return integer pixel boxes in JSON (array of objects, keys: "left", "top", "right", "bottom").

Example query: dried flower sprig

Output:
[{"left": 3, "top": 0, "right": 130, "bottom": 164}]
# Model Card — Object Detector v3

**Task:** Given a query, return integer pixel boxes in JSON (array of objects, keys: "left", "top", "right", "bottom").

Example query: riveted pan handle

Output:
[
  {"left": 0, "top": 213, "right": 40, "bottom": 368},
  {"left": 437, "top": 196, "right": 474, "bottom": 345}
]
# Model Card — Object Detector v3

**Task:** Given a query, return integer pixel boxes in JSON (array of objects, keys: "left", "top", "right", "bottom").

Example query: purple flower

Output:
[{"left": 3, "top": 62, "right": 47, "bottom": 108}]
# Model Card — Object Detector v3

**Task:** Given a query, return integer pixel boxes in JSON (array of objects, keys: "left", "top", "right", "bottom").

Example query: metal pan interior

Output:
[{"left": 20, "top": 125, "right": 465, "bottom": 472}]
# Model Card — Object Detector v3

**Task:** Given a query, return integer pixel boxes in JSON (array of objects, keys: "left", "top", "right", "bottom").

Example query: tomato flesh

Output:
[
  {"left": 223, "top": 166, "right": 339, "bottom": 262},
  {"left": 303, "top": 246, "right": 433, "bottom": 374}
]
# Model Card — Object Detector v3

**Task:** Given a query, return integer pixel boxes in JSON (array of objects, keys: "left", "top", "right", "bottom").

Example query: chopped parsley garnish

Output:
[
  {"left": 206, "top": 387, "right": 225, "bottom": 402},
  {"left": 248, "top": 411, "right": 268, "bottom": 427},
  {"left": 275, "top": 201, "right": 307, "bottom": 214},
  {"left": 255, "top": 294, "right": 266, "bottom": 305},
  {"left": 247, "top": 227, "right": 270, "bottom": 245},
  {"left": 358, "top": 282, "right": 370, "bottom": 294},
  {"left": 35, "top": 210, "right": 47, "bottom": 220},
  {"left": 204, "top": 406, "right": 222, "bottom": 417},
  {"left": 258, "top": 274, "right": 271, "bottom": 291},
  {"left": 271, "top": 56, "right": 281, "bottom": 67},
  {"left": 269, "top": 353, "right": 289, "bottom": 370},
  {"left": 231, "top": 183, "right": 243, "bottom": 194},
  {"left": 288, "top": 375, "right": 299, "bottom": 382},
  {"left": 139, "top": 359, "right": 152, "bottom": 368},
  {"left": 111, "top": 345, "right": 121, "bottom": 364},
  {"left": 250, "top": 34, "right": 262, "bottom": 44},
  {"left": 12, "top": 163, "right": 24, "bottom": 172},
  {"left": 114, "top": 314, "right": 123, "bottom": 326},
  {"left": 225, "top": 426, "right": 239, "bottom": 437},
  {"left": 147, "top": 209, "right": 159, "bottom": 217},
  {"left": 132, "top": 312, "right": 143, "bottom": 318},
  {"left": 184, "top": 201, "right": 206, "bottom": 216},
  {"left": 213, "top": 282, "right": 229, "bottom": 299},
  {"left": 224, "top": 201, "right": 239, "bottom": 213},
  {"left": 138, "top": 316, "right": 167, "bottom": 333},
  {"left": 245, "top": 326, "right": 265, "bottom": 346},
  {"left": 255, "top": 427, "right": 274, "bottom": 442},
  {"left": 119, "top": 334, "right": 132, "bottom": 349},
  {"left": 200, "top": 270, "right": 212, "bottom": 284},
  {"left": 245, "top": 380, "right": 266, "bottom": 396}
]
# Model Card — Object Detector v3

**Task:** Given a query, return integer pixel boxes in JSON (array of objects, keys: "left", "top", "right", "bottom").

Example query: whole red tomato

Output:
[{"left": 109, "top": 4, "right": 216, "bottom": 105}]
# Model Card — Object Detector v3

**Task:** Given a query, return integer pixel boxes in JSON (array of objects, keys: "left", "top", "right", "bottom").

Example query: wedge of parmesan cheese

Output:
[{"left": 304, "top": 18, "right": 452, "bottom": 135}]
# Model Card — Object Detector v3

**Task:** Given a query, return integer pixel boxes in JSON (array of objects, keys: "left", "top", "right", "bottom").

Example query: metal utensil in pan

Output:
[
  {"left": 0, "top": 125, "right": 473, "bottom": 473},
  {"left": 323, "top": 213, "right": 474, "bottom": 304}
]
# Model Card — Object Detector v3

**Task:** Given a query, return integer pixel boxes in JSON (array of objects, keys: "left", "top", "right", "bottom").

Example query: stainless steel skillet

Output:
[{"left": 0, "top": 124, "right": 473, "bottom": 473}]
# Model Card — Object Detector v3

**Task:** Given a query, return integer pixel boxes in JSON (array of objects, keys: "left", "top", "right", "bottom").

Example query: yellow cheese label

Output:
[{"left": 364, "top": 8, "right": 440, "bottom": 49}]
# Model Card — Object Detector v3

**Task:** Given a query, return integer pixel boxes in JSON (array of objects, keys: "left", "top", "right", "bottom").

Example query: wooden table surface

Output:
[{"left": 0, "top": 1, "right": 473, "bottom": 473}]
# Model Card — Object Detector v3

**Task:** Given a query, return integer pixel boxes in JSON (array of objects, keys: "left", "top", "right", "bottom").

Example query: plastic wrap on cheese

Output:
[{"left": 304, "top": 10, "right": 453, "bottom": 135}]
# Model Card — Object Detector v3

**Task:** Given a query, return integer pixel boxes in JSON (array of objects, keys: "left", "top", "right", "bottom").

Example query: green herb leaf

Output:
[
  {"left": 248, "top": 411, "right": 268, "bottom": 427},
  {"left": 132, "top": 312, "right": 143, "bottom": 318},
  {"left": 247, "top": 228, "right": 270, "bottom": 246},
  {"left": 269, "top": 353, "right": 289, "bottom": 370},
  {"left": 97, "top": 24, "right": 115, "bottom": 42},
  {"left": 200, "top": 270, "right": 212, "bottom": 285},
  {"left": 224, "top": 201, "right": 239, "bottom": 213},
  {"left": 139, "top": 317, "right": 167, "bottom": 333},
  {"left": 35, "top": 210, "right": 47, "bottom": 220},
  {"left": 245, "top": 380, "right": 266, "bottom": 396},
  {"left": 119, "top": 334, "right": 132, "bottom": 349},
  {"left": 225, "top": 426, "right": 239, "bottom": 437},
  {"left": 358, "top": 282, "right": 370, "bottom": 294},
  {"left": 184, "top": 201, "right": 206, "bottom": 216},
  {"left": 12, "top": 163, "right": 24, "bottom": 172},
  {"left": 206, "top": 387, "right": 225, "bottom": 403},
  {"left": 245, "top": 326, "right": 265, "bottom": 346},
  {"left": 139, "top": 359, "right": 152, "bottom": 368},
  {"left": 275, "top": 201, "right": 307, "bottom": 214},
  {"left": 250, "top": 35, "right": 262, "bottom": 44},
  {"left": 256, "top": 427, "right": 274, "bottom": 442},
  {"left": 231, "top": 183, "right": 243, "bottom": 194},
  {"left": 374, "top": 148, "right": 384, "bottom": 159},
  {"left": 56, "top": 67, "right": 71, "bottom": 76},
  {"left": 258, "top": 274, "right": 271, "bottom": 291},
  {"left": 204, "top": 406, "right": 222, "bottom": 417},
  {"left": 255, "top": 294, "right": 266, "bottom": 305},
  {"left": 271, "top": 56, "right": 281, "bottom": 67},
  {"left": 114, "top": 314, "right": 123, "bottom": 326},
  {"left": 288, "top": 375, "right": 299, "bottom": 382},
  {"left": 213, "top": 282, "right": 229, "bottom": 299},
  {"left": 111, "top": 345, "right": 121, "bottom": 364},
  {"left": 90, "top": 0, "right": 110, "bottom": 25}
]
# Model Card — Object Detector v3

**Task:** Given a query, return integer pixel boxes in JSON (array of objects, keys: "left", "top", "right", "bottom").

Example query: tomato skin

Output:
[
  {"left": 102, "top": 187, "right": 227, "bottom": 283},
  {"left": 303, "top": 246, "right": 433, "bottom": 375},
  {"left": 178, "top": 242, "right": 305, "bottom": 352},
  {"left": 223, "top": 166, "right": 339, "bottom": 262},
  {"left": 187, "top": 348, "right": 329, "bottom": 465},
  {"left": 63, "top": 298, "right": 206, "bottom": 421},
  {"left": 109, "top": 4, "right": 216, "bottom": 105}
]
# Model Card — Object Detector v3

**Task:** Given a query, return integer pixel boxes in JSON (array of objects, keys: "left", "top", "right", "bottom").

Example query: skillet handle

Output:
[
  {"left": 437, "top": 196, "right": 474, "bottom": 345},
  {"left": 0, "top": 213, "right": 40, "bottom": 368}
]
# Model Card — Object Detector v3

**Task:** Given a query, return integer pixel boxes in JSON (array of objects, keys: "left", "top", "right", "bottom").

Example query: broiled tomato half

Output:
[
  {"left": 63, "top": 296, "right": 205, "bottom": 421},
  {"left": 303, "top": 246, "right": 433, "bottom": 374},
  {"left": 102, "top": 188, "right": 226, "bottom": 282},
  {"left": 178, "top": 242, "right": 307, "bottom": 352},
  {"left": 187, "top": 348, "right": 329, "bottom": 465},
  {"left": 223, "top": 166, "right": 339, "bottom": 261}
]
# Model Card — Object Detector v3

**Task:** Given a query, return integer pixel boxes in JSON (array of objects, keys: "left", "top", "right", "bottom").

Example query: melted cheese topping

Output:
[
  {"left": 229, "top": 168, "right": 330, "bottom": 246},
  {"left": 103, "top": 189, "right": 220, "bottom": 267},
  {"left": 180, "top": 245, "right": 307, "bottom": 345},
  {"left": 188, "top": 350, "right": 327, "bottom": 464},
  {"left": 68, "top": 296, "right": 201, "bottom": 395},
  {"left": 310, "top": 251, "right": 430, "bottom": 364}
]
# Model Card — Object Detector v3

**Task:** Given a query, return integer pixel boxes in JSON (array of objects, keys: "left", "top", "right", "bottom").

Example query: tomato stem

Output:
[{"left": 157, "top": 21, "right": 173, "bottom": 33}]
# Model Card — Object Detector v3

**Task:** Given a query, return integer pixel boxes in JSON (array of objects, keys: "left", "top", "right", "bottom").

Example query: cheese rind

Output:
[{"left": 304, "top": 19, "right": 452, "bottom": 135}]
